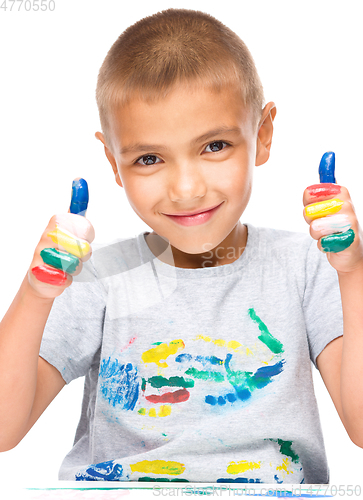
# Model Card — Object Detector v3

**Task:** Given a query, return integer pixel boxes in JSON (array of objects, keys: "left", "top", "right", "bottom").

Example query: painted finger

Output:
[
  {"left": 319, "top": 151, "right": 336, "bottom": 183},
  {"left": 31, "top": 265, "right": 68, "bottom": 286},
  {"left": 69, "top": 178, "right": 89, "bottom": 216},
  {"left": 40, "top": 248, "right": 82, "bottom": 275},
  {"left": 55, "top": 213, "right": 95, "bottom": 243},
  {"left": 315, "top": 152, "right": 355, "bottom": 253},
  {"left": 304, "top": 198, "right": 344, "bottom": 221},
  {"left": 310, "top": 213, "right": 352, "bottom": 237},
  {"left": 46, "top": 226, "right": 91, "bottom": 260}
]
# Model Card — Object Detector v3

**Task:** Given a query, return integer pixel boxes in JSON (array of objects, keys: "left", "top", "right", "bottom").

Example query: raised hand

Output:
[
  {"left": 303, "top": 152, "right": 363, "bottom": 273},
  {"left": 28, "top": 178, "right": 95, "bottom": 298}
]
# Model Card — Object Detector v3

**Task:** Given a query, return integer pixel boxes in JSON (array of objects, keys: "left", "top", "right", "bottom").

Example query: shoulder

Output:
[
  {"left": 81, "top": 232, "right": 148, "bottom": 281},
  {"left": 246, "top": 224, "right": 314, "bottom": 265}
]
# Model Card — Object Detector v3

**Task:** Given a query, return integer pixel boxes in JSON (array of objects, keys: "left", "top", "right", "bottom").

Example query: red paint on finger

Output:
[
  {"left": 307, "top": 183, "right": 341, "bottom": 198},
  {"left": 145, "top": 388, "right": 190, "bottom": 404},
  {"left": 31, "top": 265, "right": 67, "bottom": 285}
]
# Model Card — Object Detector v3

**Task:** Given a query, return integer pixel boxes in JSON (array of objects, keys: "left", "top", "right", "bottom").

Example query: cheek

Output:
[
  {"left": 122, "top": 175, "right": 157, "bottom": 214},
  {"left": 217, "top": 162, "right": 252, "bottom": 200}
]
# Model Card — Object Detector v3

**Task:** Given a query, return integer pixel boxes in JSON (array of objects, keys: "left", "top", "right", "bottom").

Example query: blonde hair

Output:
[{"left": 96, "top": 8, "right": 265, "bottom": 147}]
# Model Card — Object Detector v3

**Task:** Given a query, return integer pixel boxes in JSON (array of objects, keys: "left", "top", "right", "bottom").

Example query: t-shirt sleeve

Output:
[
  {"left": 303, "top": 238, "right": 343, "bottom": 369},
  {"left": 39, "top": 255, "right": 106, "bottom": 384}
]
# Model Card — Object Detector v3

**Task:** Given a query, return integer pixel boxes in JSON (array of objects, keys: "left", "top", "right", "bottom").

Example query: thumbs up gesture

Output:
[
  {"left": 303, "top": 152, "right": 363, "bottom": 274},
  {"left": 28, "top": 178, "right": 95, "bottom": 299}
]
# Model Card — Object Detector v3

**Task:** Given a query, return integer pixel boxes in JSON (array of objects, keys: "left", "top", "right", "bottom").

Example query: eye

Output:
[
  {"left": 204, "top": 141, "right": 229, "bottom": 153},
  {"left": 135, "top": 154, "right": 162, "bottom": 166}
]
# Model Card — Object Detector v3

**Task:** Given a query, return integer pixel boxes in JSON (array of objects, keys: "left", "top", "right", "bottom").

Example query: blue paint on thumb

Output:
[
  {"left": 319, "top": 151, "right": 336, "bottom": 183},
  {"left": 70, "top": 178, "right": 89, "bottom": 216}
]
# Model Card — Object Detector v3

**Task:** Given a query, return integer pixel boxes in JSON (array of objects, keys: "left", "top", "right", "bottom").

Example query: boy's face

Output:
[{"left": 97, "top": 84, "right": 275, "bottom": 266}]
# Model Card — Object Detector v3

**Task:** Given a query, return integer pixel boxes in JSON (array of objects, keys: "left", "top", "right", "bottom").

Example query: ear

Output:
[
  {"left": 255, "top": 102, "right": 276, "bottom": 166},
  {"left": 95, "top": 131, "right": 123, "bottom": 187}
]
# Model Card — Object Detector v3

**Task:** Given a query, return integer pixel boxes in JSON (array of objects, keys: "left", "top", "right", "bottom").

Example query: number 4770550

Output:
[{"left": 0, "top": 0, "right": 55, "bottom": 11}]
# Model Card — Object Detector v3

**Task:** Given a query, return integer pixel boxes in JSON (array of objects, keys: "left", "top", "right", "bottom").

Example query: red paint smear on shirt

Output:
[
  {"left": 307, "top": 184, "right": 341, "bottom": 198},
  {"left": 145, "top": 388, "right": 190, "bottom": 404},
  {"left": 32, "top": 265, "right": 67, "bottom": 285},
  {"left": 120, "top": 336, "right": 137, "bottom": 353}
]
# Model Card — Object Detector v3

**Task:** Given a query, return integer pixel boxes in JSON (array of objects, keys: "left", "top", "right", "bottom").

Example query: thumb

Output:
[
  {"left": 69, "top": 178, "right": 89, "bottom": 216},
  {"left": 319, "top": 151, "right": 336, "bottom": 184}
]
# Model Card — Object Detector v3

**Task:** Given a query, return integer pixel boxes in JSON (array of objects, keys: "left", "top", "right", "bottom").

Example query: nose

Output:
[{"left": 167, "top": 160, "right": 207, "bottom": 203}]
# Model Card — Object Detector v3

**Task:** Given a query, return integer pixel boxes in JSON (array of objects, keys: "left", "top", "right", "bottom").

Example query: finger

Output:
[
  {"left": 304, "top": 197, "right": 344, "bottom": 222},
  {"left": 303, "top": 151, "right": 340, "bottom": 206},
  {"left": 69, "top": 178, "right": 89, "bottom": 216},
  {"left": 31, "top": 265, "right": 69, "bottom": 286},
  {"left": 40, "top": 248, "right": 83, "bottom": 275},
  {"left": 46, "top": 226, "right": 91, "bottom": 260},
  {"left": 55, "top": 213, "right": 95, "bottom": 243},
  {"left": 319, "top": 151, "right": 336, "bottom": 183},
  {"left": 319, "top": 229, "right": 356, "bottom": 253},
  {"left": 310, "top": 213, "right": 352, "bottom": 238}
]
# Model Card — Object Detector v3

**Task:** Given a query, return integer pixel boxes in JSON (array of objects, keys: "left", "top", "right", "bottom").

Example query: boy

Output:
[{"left": 0, "top": 8, "right": 362, "bottom": 484}]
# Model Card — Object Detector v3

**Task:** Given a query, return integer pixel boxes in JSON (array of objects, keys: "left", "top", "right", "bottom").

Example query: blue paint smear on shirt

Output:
[
  {"left": 75, "top": 460, "right": 125, "bottom": 481},
  {"left": 99, "top": 358, "right": 139, "bottom": 410}
]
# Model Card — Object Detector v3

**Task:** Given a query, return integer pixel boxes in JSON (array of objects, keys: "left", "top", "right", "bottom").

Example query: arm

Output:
[
  {"left": 304, "top": 153, "right": 363, "bottom": 447},
  {"left": 0, "top": 179, "right": 94, "bottom": 451},
  {"left": 316, "top": 265, "right": 363, "bottom": 448},
  {"left": 0, "top": 277, "right": 65, "bottom": 451}
]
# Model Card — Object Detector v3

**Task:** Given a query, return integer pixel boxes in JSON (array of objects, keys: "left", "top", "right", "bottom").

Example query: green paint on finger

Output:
[
  {"left": 40, "top": 248, "right": 79, "bottom": 273},
  {"left": 321, "top": 229, "right": 355, "bottom": 253}
]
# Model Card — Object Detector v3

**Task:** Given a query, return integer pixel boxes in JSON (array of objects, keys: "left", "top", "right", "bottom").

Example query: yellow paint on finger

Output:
[
  {"left": 47, "top": 227, "right": 90, "bottom": 258},
  {"left": 227, "top": 460, "right": 261, "bottom": 474},
  {"left": 305, "top": 198, "right": 344, "bottom": 220},
  {"left": 142, "top": 339, "right": 185, "bottom": 367},
  {"left": 130, "top": 460, "right": 185, "bottom": 475}
]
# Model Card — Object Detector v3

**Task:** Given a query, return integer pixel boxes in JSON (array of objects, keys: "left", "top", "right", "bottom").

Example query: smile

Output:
[{"left": 163, "top": 202, "right": 224, "bottom": 227}]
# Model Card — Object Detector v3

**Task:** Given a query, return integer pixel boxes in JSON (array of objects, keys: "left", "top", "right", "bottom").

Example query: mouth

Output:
[{"left": 162, "top": 202, "right": 224, "bottom": 227}]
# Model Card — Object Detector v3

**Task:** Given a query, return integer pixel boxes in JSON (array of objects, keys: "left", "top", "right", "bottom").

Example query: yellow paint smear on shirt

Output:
[
  {"left": 138, "top": 406, "right": 172, "bottom": 418},
  {"left": 158, "top": 405, "right": 171, "bottom": 417},
  {"left": 142, "top": 340, "right": 185, "bottom": 368},
  {"left": 227, "top": 460, "right": 261, "bottom": 474},
  {"left": 195, "top": 335, "right": 274, "bottom": 364},
  {"left": 47, "top": 227, "right": 90, "bottom": 259},
  {"left": 130, "top": 460, "right": 185, "bottom": 475},
  {"left": 276, "top": 458, "right": 293, "bottom": 474}
]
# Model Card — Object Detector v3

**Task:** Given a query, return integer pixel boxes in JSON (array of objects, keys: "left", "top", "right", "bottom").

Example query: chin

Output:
[{"left": 169, "top": 235, "right": 224, "bottom": 256}]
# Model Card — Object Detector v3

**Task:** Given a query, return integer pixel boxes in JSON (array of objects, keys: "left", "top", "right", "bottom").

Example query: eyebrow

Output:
[{"left": 119, "top": 126, "right": 241, "bottom": 155}]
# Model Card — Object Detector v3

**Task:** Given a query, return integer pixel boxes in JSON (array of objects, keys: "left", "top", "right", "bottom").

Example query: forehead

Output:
[{"left": 108, "top": 84, "right": 255, "bottom": 151}]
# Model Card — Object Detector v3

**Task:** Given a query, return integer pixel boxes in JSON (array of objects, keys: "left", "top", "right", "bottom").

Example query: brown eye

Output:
[
  {"left": 136, "top": 155, "right": 161, "bottom": 166},
  {"left": 205, "top": 141, "right": 228, "bottom": 153}
]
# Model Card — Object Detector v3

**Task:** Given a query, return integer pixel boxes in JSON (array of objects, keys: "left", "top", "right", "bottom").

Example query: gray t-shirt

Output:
[{"left": 39, "top": 223, "right": 343, "bottom": 484}]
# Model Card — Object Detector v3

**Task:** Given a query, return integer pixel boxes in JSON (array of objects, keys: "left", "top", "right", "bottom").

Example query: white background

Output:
[{"left": 0, "top": 0, "right": 362, "bottom": 488}]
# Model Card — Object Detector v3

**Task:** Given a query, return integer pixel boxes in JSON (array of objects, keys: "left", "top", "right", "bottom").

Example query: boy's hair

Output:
[{"left": 96, "top": 8, "right": 265, "bottom": 148}]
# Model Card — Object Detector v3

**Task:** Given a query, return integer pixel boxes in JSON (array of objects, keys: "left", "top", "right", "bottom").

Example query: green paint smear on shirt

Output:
[
  {"left": 185, "top": 367, "right": 224, "bottom": 383},
  {"left": 248, "top": 308, "right": 284, "bottom": 354},
  {"left": 321, "top": 229, "right": 355, "bottom": 253},
  {"left": 147, "top": 375, "right": 194, "bottom": 388},
  {"left": 268, "top": 439, "right": 300, "bottom": 464}
]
